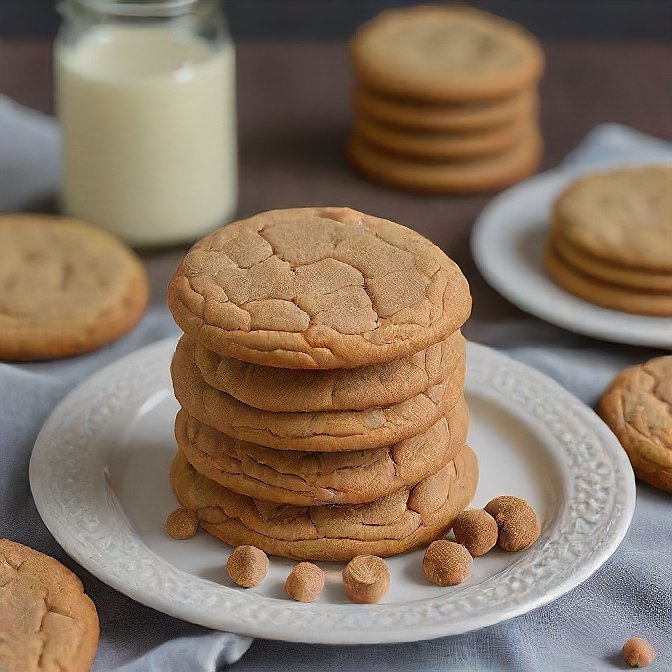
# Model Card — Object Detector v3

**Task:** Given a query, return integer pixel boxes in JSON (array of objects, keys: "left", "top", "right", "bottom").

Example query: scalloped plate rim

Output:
[{"left": 29, "top": 337, "right": 635, "bottom": 644}]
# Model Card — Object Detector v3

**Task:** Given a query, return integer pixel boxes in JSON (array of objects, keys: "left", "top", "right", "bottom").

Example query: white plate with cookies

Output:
[
  {"left": 471, "top": 157, "right": 672, "bottom": 349},
  {"left": 30, "top": 336, "right": 634, "bottom": 644}
]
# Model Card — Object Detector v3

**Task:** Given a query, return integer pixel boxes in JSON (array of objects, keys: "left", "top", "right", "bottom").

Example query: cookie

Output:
[
  {"left": 175, "top": 398, "right": 468, "bottom": 505},
  {"left": 551, "top": 166, "right": 672, "bottom": 274},
  {"left": 170, "top": 445, "right": 478, "bottom": 561},
  {"left": 193, "top": 330, "right": 465, "bottom": 412},
  {"left": 0, "top": 214, "right": 148, "bottom": 361},
  {"left": 349, "top": 131, "right": 541, "bottom": 194},
  {"left": 0, "top": 539, "right": 99, "bottom": 672},
  {"left": 168, "top": 207, "right": 471, "bottom": 369},
  {"left": 354, "top": 113, "right": 528, "bottom": 161},
  {"left": 350, "top": 6, "right": 544, "bottom": 103},
  {"left": 552, "top": 234, "right": 672, "bottom": 293},
  {"left": 172, "top": 335, "right": 463, "bottom": 452},
  {"left": 353, "top": 87, "right": 535, "bottom": 132},
  {"left": 544, "top": 244, "right": 672, "bottom": 317},
  {"left": 598, "top": 356, "right": 672, "bottom": 493}
]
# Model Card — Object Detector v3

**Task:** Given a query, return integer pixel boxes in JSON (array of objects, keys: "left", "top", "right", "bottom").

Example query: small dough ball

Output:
[
  {"left": 165, "top": 507, "right": 199, "bottom": 540},
  {"left": 285, "top": 562, "right": 325, "bottom": 603},
  {"left": 342, "top": 555, "right": 390, "bottom": 604},
  {"left": 485, "top": 496, "right": 540, "bottom": 551},
  {"left": 423, "top": 540, "right": 472, "bottom": 586},
  {"left": 452, "top": 508, "right": 498, "bottom": 557},
  {"left": 622, "top": 637, "right": 656, "bottom": 668},
  {"left": 226, "top": 545, "right": 269, "bottom": 588}
]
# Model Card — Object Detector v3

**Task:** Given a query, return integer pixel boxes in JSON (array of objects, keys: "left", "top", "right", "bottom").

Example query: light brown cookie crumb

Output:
[
  {"left": 423, "top": 539, "right": 472, "bottom": 586},
  {"left": 622, "top": 637, "right": 656, "bottom": 668},
  {"left": 285, "top": 562, "right": 325, "bottom": 602},
  {"left": 343, "top": 555, "right": 390, "bottom": 603},
  {"left": 485, "top": 496, "right": 540, "bottom": 551},
  {"left": 452, "top": 508, "right": 498, "bottom": 557},
  {"left": 226, "top": 545, "right": 269, "bottom": 588},
  {"left": 165, "top": 507, "right": 199, "bottom": 540}
]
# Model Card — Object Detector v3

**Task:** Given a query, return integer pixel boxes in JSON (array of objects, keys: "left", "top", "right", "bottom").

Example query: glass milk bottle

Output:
[{"left": 55, "top": 0, "right": 237, "bottom": 247}]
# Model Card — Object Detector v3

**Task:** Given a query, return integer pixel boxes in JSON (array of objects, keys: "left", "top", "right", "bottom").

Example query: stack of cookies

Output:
[
  {"left": 545, "top": 166, "right": 672, "bottom": 316},
  {"left": 348, "top": 5, "right": 545, "bottom": 193},
  {"left": 167, "top": 207, "right": 477, "bottom": 561}
]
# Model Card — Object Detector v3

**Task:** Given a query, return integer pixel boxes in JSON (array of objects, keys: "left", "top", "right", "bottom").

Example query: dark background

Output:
[{"left": 1, "top": 0, "right": 672, "bottom": 39}]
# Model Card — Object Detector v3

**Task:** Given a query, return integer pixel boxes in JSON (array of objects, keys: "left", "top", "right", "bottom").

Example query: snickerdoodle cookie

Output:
[
  {"left": 0, "top": 539, "right": 99, "bottom": 672},
  {"left": 168, "top": 207, "right": 471, "bottom": 369},
  {"left": 175, "top": 398, "right": 468, "bottom": 505},
  {"left": 599, "top": 355, "right": 672, "bottom": 493},
  {"left": 0, "top": 214, "right": 148, "bottom": 361},
  {"left": 170, "top": 445, "right": 478, "bottom": 561}
]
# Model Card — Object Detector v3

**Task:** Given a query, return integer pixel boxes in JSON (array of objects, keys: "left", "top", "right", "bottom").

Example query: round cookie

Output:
[
  {"left": 0, "top": 214, "right": 148, "bottom": 361},
  {"left": 175, "top": 398, "right": 469, "bottom": 505},
  {"left": 350, "top": 6, "right": 544, "bottom": 102},
  {"left": 353, "top": 114, "right": 527, "bottom": 161},
  {"left": 172, "top": 335, "right": 463, "bottom": 452},
  {"left": 598, "top": 356, "right": 672, "bottom": 493},
  {"left": 551, "top": 166, "right": 672, "bottom": 274},
  {"left": 349, "top": 131, "right": 542, "bottom": 194},
  {"left": 0, "top": 539, "right": 99, "bottom": 672},
  {"left": 552, "top": 234, "right": 672, "bottom": 293},
  {"left": 193, "top": 330, "right": 465, "bottom": 412},
  {"left": 353, "top": 87, "right": 535, "bottom": 132},
  {"left": 167, "top": 207, "right": 471, "bottom": 369},
  {"left": 170, "top": 445, "right": 478, "bottom": 561},
  {"left": 544, "top": 245, "right": 672, "bottom": 317}
]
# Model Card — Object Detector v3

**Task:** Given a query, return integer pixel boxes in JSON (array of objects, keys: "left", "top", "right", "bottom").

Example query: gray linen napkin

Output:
[{"left": 0, "top": 94, "right": 669, "bottom": 671}]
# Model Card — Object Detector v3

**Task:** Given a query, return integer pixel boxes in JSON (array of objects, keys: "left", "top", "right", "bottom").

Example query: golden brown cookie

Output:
[
  {"left": 172, "top": 335, "right": 463, "bottom": 452},
  {"left": 598, "top": 356, "right": 672, "bottom": 493},
  {"left": 552, "top": 234, "right": 672, "bottom": 293},
  {"left": 350, "top": 6, "right": 544, "bottom": 103},
  {"left": 193, "top": 330, "right": 465, "bottom": 412},
  {"left": 175, "top": 398, "right": 468, "bottom": 505},
  {"left": 544, "top": 245, "right": 672, "bottom": 317},
  {"left": 353, "top": 112, "right": 530, "bottom": 161},
  {"left": 353, "top": 87, "right": 535, "bottom": 133},
  {"left": 170, "top": 445, "right": 478, "bottom": 561},
  {"left": 349, "top": 131, "right": 542, "bottom": 194},
  {"left": 0, "top": 539, "right": 99, "bottom": 672},
  {"left": 168, "top": 207, "right": 471, "bottom": 369},
  {"left": 0, "top": 214, "right": 148, "bottom": 361},
  {"left": 551, "top": 166, "right": 672, "bottom": 274}
]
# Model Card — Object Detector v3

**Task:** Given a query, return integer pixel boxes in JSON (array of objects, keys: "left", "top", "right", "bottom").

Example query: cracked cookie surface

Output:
[
  {"left": 0, "top": 539, "right": 99, "bottom": 672},
  {"left": 193, "top": 330, "right": 465, "bottom": 412},
  {"left": 170, "top": 445, "right": 478, "bottom": 561},
  {"left": 175, "top": 397, "right": 468, "bottom": 505},
  {"left": 172, "top": 335, "right": 463, "bottom": 452},
  {"left": 599, "top": 356, "right": 672, "bottom": 493},
  {"left": 0, "top": 214, "right": 148, "bottom": 361},
  {"left": 168, "top": 207, "right": 471, "bottom": 369}
]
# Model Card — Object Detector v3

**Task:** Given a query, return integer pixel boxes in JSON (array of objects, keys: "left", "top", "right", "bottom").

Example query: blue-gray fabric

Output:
[{"left": 0, "top": 96, "right": 669, "bottom": 671}]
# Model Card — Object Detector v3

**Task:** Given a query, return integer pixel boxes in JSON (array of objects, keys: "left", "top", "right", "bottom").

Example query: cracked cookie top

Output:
[
  {"left": 599, "top": 355, "right": 672, "bottom": 493},
  {"left": 0, "top": 539, "right": 99, "bottom": 672},
  {"left": 168, "top": 207, "right": 471, "bottom": 369}
]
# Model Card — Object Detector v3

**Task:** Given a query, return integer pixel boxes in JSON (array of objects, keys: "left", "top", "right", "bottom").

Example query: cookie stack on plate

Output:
[
  {"left": 348, "top": 5, "right": 545, "bottom": 193},
  {"left": 545, "top": 165, "right": 672, "bottom": 316},
  {"left": 167, "top": 207, "right": 477, "bottom": 561}
]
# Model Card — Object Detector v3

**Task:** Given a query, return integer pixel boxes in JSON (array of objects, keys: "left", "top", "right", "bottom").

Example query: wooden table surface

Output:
[{"left": 1, "top": 39, "right": 670, "bottom": 341}]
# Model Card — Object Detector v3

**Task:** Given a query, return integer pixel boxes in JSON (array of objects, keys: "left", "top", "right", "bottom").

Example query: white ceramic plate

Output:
[
  {"left": 471, "top": 157, "right": 672, "bottom": 349},
  {"left": 30, "top": 338, "right": 635, "bottom": 645}
]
